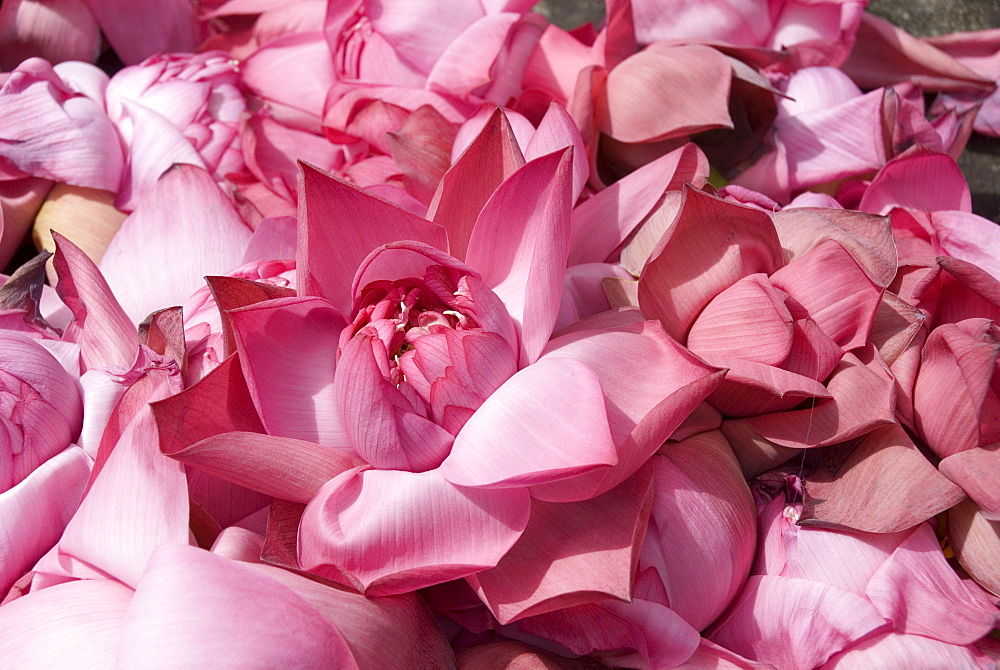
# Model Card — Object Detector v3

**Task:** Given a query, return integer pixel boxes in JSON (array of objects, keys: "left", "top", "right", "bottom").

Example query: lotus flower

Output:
[
  {"left": 707, "top": 479, "right": 999, "bottom": 670},
  {"left": 152, "top": 115, "right": 722, "bottom": 621}
]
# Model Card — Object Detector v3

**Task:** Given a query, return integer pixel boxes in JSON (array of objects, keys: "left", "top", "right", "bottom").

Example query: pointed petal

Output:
[
  {"left": 802, "top": 423, "right": 966, "bottom": 533},
  {"left": 638, "top": 187, "right": 784, "bottom": 342},
  {"left": 296, "top": 163, "right": 447, "bottom": 310},
  {"left": 468, "top": 462, "right": 654, "bottom": 624},
  {"left": 466, "top": 149, "right": 574, "bottom": 365}
]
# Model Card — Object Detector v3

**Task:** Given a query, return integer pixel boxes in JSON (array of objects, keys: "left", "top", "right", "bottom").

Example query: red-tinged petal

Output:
[
  {"left": 707, "top": 356, "right": 832, "bottom": 418},
  {"left": 230, "top": 297, "right": 349, "bottom": 448},
  {"left": 83, "top": 0, "right": 202, "bottom": 64},
  {"left": 515, "top": 598, "right": 701, "bottom": 670},
  {"left": 687, "top": 273, "right": 794, "bottom": 367},
  {"left": 707, "top": 575, "right": 890, "bottom": 670},
  {"left": 386, "top": 105, "right": 458, "bottom": 206},
  {"left": 427, "top": 108, "right": 524, "bottom": 262},
  {"left": 440, "top": 357, "right": 617, "bottom": 488},
  {"left": 638, "top": 186, "right": 784, "bottom": 342},
  {"left": 101, "top": 164, "right": 251, "bottom": 324},
  {"left": 570, "top": 143, "right": 707, "bottom": 266},
  {"left": 169, "top": 432, "right": 363, "bottom": 504},
  {"left": 296, "top": 163, "right": 447, "bottom": 309},
  {"left": 116, "top": 544, "right": 359, "bottom": 669},
  {"left": 468, "top": 462, "right": 654, "bottom": 624},
  {"left": 52, "top": 232, "right": 137, "bottom": 370},
  {"left": 456, "top": 641, "right": 607, "bottom": 669},
  {"left": 769, "top": 240, "right": 883, "bottom": 351},
  {"left": 0, "top": 446, "right": 90, "bottom": 597},
  {"left": 802, "top": 423, "right": 966, "bottom": 533},
  {"left": 638, "top": 431, "right": 756, "bottom": 631},
  {"left": 773, "top": 207, "right": 897, "bottom": 288},
  {"left": 820, "top": 632, "right": 996, "bottom": 670},
  {"left": 466, "top": 149, "right": 574, "bottom": 365},
  {"left": 748, "top": 347, "right": 896, "bottom": 449},
  {"left": 950, "top": 499, "right": 1000, "bottom": 597},
  {"left": 243, "top": 561, "right": 458, "bottom": 670},
  {"left": 913, "top": 319, "right": 1000, "bottom": 458},
  {"left": 941, "top": 445, "right": 1000, "bottom": 520},
  {"left": 524, "top": 103, "right": 589, "bottom": 202},
  {"left": 842, "top": 13, "right": 993, "bottom": 91},
  {"left": 59, "top": 373, "right": 189, "bottom": 588},
  {"left": 858, "top": 147, "right": 972, "bottom": 215},
  {"left": 597, "top": 44, "right": 733, "bottom": 142},
  {"left": 299, "top": 467, "right": 531, "bottom": 595},
  {"left": 0, "top": 578, "right": 132, "bottom": 667}
]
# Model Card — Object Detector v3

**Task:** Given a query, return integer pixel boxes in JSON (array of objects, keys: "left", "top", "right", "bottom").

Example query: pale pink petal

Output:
[
  {"left": 466, "top": 149, "right": 574, "bottom": 365},
  {"left": 367, "top": 0, "right": 484, "bottom": 74},
  {"left": 570, "top": 143, "right": 708, "bottom": 266},
  {"left": 708, "top": 575, "right": 890, "bottom": 670},
  {"left": 52, "top": 233, "right": 137, "bottom": 370},
  {"left": 769, "top": 240, "right": 883, "bottom": 351},
  {"left": 299, "top": 467, "right": 531, "bottom": 595},
  {"left": 426, "top": 13, "right": 520, "bottom": 97},
  {"left": 0, "top": 446, "right": 90, "bottom": 596},
  {"left": 597, "top": 44, "right": 733, "bottom": 142},
  {"left": 0, "top": 578, "right": 132, "bottom": 667},
  {"left": 0, "top": 0, "right": 100, "bottom": 70},
  {"left": 524, "top": 103, "right": 588, "bottom": 201},
  {"left": 116, "top": 544, "right": 359, "bottom": 668},
  {"left": 100, "top": 164, "right": 251, "bottom": 325},
  {"left": 926, "top": 210, "right": 1000, "bottom": 282},
  {"left": 242, "top": 32, "right": 334, "bottom": 128},
  {"left": 229, "top": 297, "right": 349, "bottom": 448},
  {"left": 468, "top": 462, "right": 653, "bottom": 624},
  {"left": 242, "top": 113, "right": 343, "bottom": 204},
  {"left": 441, "top": 356, "right": 617, "bottom": 488},
  {"left": 296, "top": 163, "right": 447, "bottom": 310},
  {"left": 802, "top": 423, "right": 966, "bottom": 533},
  {"left": 866, "top": 523, "right": 999, "bottom": 643},
  {"left": 638, "top": 431, "right": 756, "bottom": 631},
  {"left": 428, "top": 107, "right": 525, "bottom": 262},
  {"left": 821, "top": 632, "right": 996, "bottom": 670},
  {"left": 638, "top": 186, "right": 784, "bottom": 342}
]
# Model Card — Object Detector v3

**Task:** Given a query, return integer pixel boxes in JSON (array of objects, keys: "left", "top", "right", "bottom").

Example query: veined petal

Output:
[
  {"left": 940, "top": 445, "right": 1000, "bottom": 520},
  {"left": 299, "top": 467, "right": 530, "bottom": 595},
  {"left": 821, "top": 632, "right": 996, "bottom": 670}
]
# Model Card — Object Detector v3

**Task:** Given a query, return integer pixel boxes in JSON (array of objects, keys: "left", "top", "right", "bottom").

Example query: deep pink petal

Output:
[
  {"left": 858, "top": 147, "right": 972, "bottom": 215},
  {"left": 296, "top": 163, "right": 447, "bottom": 310},
  {"left": 299, "top": 467, "right": 531, "bottom": 595},
  {"left": 230, "top": 297, "right": 349, "bottom": 448},
  {"left": 468, "top": 462, "right": 654, "bottom": 624},
  {"left": 82, "top": 0, "right": 203, "bottom": 64},
  {"left": 466, "top": 149, "right": 574, "bottom": 365},
  {"left": 638, "top": 186, "right": 784, "bottom": 342},
  {"left": 100, "top": 164, "right": 252, "bottom": 324}
]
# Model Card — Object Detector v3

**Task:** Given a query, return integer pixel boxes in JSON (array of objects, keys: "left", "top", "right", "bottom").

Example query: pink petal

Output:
[
  {"left": 82, "top": 0, "right": 203, "bottom": 64},
  {"left": 299, "top": 467, "right": 531, "bottom": 595},
  {"left": 296, "top": 163, "right": 447, "bottom": 310},
  {"left": 638, "top": 186, "right": 783, "bottom": 342},
  {"left": 570, "top": 143, "right": 708, "bottom": 266},
  {"left": 858, "top": 147, "right": 972, "bottom": 215},
  {"left": 455, "top": 640, "right": 609, "bottom": 669},
  {"left": 0, "top": 578, "right": 132, "bottom": 666},
  {"left": 524, "top": 103, "right": 589, "bottom": 201},
  {"left": 706, "top": 356, "right": 832, "bottom": 418},
  {"left": 747, "top": 347, "right": 896, "bottom": 449},
  {"left": 708, "top": 575, "right": 890, "bottom": 670},
  {"left": 440, "top": 356, "right": 617, "bottom": 488},
  {"left": 116, "top": 544, "right": 359, "bottom": 668},
  {"left": 950, "top": 500, "right": 1000, "bottom": 597},
  {"left": 0, "top": 446, "right": 90, "bottom": 597},
  {"left": 52, "top": 232, "right": 137, "bottom": 370},
  {"left": 229, "top": 297, "right": 349, "bottom": 448},
  {"left": 385, "top": 105, "right": 458, "bottom": 206},
  {"left": 802, "top": 423, "right": 966, "bottom": 533},
  {"left": 466, "top": 149, "right": 574, "bottom": 365},
  {"left": 0, "top": 0, "right": 100, "bottom": 70},
  {"left": 242, "top": 32, "right": 334, "bottom": 128},
  {"left": 866, "top": 523, "right": 999, "bottom": 643},
  {"left": 100, "top": 164, "right": 252, "bottom": 325},
  {"left": 468, "top": 461, "right": 654, "bottom": 624},
  {"left": 638, "top": 431, "right": 756, "bottom": 631},
  {"left": 821, "top": 632, "right": 996, "bottom": 670},
  {"left": 597, "top": 44, "right": 733, "bottom": 142},
  {"left": 366, "top": 0, "right": 484, "bottom": 75},
  {"left": 426, "top": 13, "right": 520, "bottom": 97},
  {"left": 769, "top": 240, "right": 883, "bottom": 351},
  {"left": 940, "top": 444, "right": 1000, "bottom": 520}
]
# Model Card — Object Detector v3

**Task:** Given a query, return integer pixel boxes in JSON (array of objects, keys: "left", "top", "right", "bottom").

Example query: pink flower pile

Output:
[{"left": 1, "top": 1, "right": 999, "bottom": 667}]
